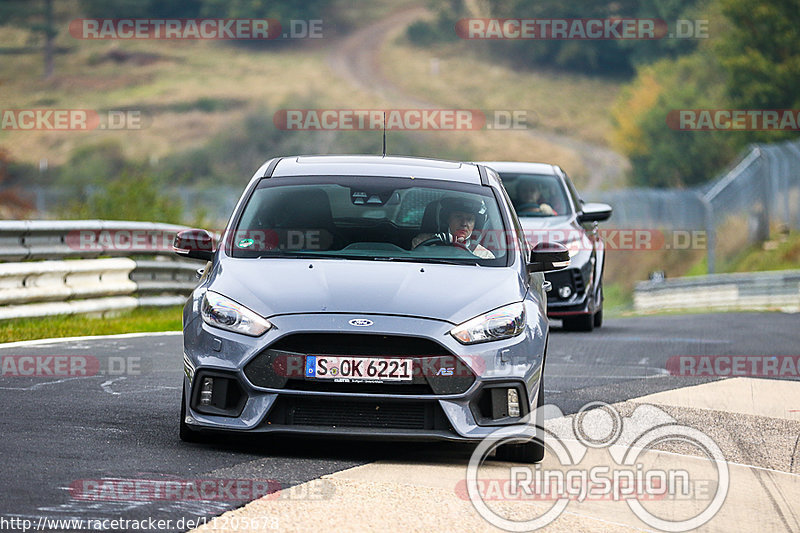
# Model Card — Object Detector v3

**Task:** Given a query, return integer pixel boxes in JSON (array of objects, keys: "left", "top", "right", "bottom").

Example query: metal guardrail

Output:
[
  {"left": 634, "top": 270, "right": 800, "bottom": 313},
  {"left": 0, "top": 220, "right": 202, "bottom": 320},
  {"left": 0, "top": 220, "right": 189, "bottom": 261}
]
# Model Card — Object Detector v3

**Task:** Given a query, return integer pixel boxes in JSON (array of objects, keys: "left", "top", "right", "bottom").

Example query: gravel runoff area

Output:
[{"left": 191, "top": 377, "right": 800, "bottom": 532}]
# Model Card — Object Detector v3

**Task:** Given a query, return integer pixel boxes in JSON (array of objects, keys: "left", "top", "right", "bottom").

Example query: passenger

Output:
[
  {"left": 412, "top": 196, "right": 495, "bottom": 259},
  {"left": 517, "top": 181, "right": 556, "bottom": 215}
]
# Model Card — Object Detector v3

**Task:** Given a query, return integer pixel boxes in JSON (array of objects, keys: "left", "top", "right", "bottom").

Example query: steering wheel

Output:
[
  {"left": 416, "top": 236, "right": 469, "bottom": 250},
  {"left": 518, "top": 202, "right": 556, "bottom": 216},
  {"left": 517, "top": 202, "right": 542, "bottom": 212}
]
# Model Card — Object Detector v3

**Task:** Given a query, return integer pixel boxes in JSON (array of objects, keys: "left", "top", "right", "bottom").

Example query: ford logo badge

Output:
[{"left": 349, "top": 318, "right": 374, "bottom": 327}]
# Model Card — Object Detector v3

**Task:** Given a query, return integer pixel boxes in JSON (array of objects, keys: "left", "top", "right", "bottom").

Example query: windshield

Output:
[
  {"left": 229, "top": 176, "right": 510, "bottom": 265},
  {"left": 498, "top": 173, "right": 572, "bottom": 218}
]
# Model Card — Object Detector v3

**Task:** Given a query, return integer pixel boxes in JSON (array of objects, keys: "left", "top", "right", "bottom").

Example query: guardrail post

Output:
[{"left": 699, "top": 192, "right": 715, "bottom": 274}]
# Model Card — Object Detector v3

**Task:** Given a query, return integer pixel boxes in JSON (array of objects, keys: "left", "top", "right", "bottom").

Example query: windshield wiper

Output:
[
  {"left": 389, "top": 257, "right": 480, "bottom": 266},
  {"left": 254, "top": 252, "right": 480, "bottom": 266},
  {"left": 256, "top": 252, "right": 351, "bottom": 260}
]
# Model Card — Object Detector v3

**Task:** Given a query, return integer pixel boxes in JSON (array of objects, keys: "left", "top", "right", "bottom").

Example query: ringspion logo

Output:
[{"left": 465, "top": 402, "right": 729, "bottom": 531}]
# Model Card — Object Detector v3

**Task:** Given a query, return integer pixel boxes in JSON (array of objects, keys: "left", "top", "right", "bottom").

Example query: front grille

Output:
[
  {"left": 268, "top": 333, "right": 451, "bottom": 356},
  {"left": 266, "top": 397, "right": 449, "bottom": 430},
  {"left": 285, "top": 379, "right": 434, "bottom": 395},
  {"left": 244, "top": 334, "right": 476, "bottom": 395},
  {"left": 571, "top": 269, "right": 585, "bottom": 293}
]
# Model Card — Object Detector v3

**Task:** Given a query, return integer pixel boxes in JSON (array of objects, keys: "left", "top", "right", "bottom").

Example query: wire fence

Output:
[{"left": 593, "top": 137, "right": 800, "bottom": 272}]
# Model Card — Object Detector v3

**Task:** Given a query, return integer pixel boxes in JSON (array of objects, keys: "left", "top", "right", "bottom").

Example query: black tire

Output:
[
  {"left": 593, "top": 284, "right": 604, "bottom": 328},
  {"left": 593, "top": 308, "right": 603, "bottom": 328},
  {"left": 495, "top": 378, "right": 545, "bottom": 463},
  {"left": 180, "top": 386, "right": 204, "bottom": 443},
  {"left": 562, "top": 313, "right": 594, "bottom": 332}
]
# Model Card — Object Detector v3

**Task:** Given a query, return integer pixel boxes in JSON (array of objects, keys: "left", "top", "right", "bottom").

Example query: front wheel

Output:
[
  {"left": 593, "top": 308, "right": 603, "bottom": 328},
  {"left": 593, "top": 284, "right": 604, "bottom": 328}
]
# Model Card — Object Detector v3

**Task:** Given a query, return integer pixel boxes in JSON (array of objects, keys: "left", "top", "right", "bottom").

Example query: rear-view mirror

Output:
[
  {"left": 578, "top": 202, "right": 613, "bottom": 223},
  {"left": 527, "top": 242, "right": 570, "bottom": 273},
  {"left": 173, "top": 229, "right": 216, "bottom": 262}
]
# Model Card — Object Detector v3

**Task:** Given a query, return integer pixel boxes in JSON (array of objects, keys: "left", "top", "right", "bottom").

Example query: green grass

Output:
[
  {"left": 601, "top": 282, "right": 633, "bottom": 317},
  {"left": 602, "top": 230, "right": 800, "bottom": 318},
  {"left": 724, "top": 231, "right": 800, "bottom": 273},
  {"left": 0, "top": 306, "right": 182, "bottom": 343}
]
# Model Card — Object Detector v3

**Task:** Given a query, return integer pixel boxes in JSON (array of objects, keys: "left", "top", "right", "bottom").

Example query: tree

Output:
[
  {"left": 612, "top": 51, "right": 741, "bottom": 187},
  {"left": 488, "top": 0, "right": 640, "bottom": 74},
  {"left": 0, "top": 0, "right": 58, "bottom": 78},
  {"left": 716, "top": 0, "right": 800, "bottom": 140},
  {"left": 623, "top": 0, "right": 703, "bottom": 66},
  {"left": 200, "top": 0, "right": 326, "bottom": 22},
  {"left": 78, "top": 0, "right": 204, "bottom": 18}
]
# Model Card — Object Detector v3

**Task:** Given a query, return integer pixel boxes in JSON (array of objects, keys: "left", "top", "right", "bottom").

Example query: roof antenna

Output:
[{"left": 382, "top": 111, "right": 387, "bottom": 157}]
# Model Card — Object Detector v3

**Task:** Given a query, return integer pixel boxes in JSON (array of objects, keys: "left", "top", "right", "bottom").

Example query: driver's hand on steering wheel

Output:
[{"left": 411, "top": 232, "right": 450, "bottom": 249}]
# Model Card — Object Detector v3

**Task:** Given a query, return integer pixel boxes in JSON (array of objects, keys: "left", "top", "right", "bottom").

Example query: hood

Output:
[
  {"left": 518, "top": 216, "right": 584, "bottom": 244},
  {"left": 518, "top": 215, "right": 575, "bottom": 231},
  {"left": 209, "top": 258, "right": 525, "bottom": 325}
]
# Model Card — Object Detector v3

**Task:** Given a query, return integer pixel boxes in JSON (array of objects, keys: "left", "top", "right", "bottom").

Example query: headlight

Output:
[
  {"left": 450, "top": 302, "right": 525, "bottom": 344},
  {"left": 563, "top": 235, "right": 591, "bottom": 258},
  {"left": 201, "top": 291, "right": 272, "bottom": 336}
]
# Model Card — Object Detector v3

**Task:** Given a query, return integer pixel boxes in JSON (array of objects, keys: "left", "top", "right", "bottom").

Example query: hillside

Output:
[{"left": 0, "top": 5, "right": 628, "bottom": 191}]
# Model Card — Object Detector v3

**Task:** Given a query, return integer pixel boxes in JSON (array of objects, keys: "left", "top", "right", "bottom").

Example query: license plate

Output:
[{"left": 305, "top": 356, "right": 413, "bottom": 382}]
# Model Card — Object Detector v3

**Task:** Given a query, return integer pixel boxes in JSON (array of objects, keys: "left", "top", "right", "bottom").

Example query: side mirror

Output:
[
  {"left": 578, "top": 202, "right": 612, "bottom": 223},
  {"left": 173, "top": 229, "right": 215, "bottom": 262},
  {"left": 527, "top": 242, "right": 569, "bottom": 273}
]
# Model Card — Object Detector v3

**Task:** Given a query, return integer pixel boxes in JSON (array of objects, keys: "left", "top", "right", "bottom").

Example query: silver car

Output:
[{"left": 174, "top": 155, "right": 568, "bottom": 462}]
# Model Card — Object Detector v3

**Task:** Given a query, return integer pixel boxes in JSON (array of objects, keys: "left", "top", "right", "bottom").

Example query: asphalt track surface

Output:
[{"left": 1, "top": 312, "right": 798, "bottom": 532}]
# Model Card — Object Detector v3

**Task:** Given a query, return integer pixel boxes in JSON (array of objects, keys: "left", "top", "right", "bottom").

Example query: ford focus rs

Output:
[
  {"left": 480, "top": 162, "right": 612, "bottom": 331},
  {"left": 174, "top": 155, "right": 568, "bottom": 462}
]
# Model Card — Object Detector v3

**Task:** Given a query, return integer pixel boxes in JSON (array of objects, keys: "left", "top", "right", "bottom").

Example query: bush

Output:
[
  {"left": 612, "top": 51, "right": 742, "bottom": 187},
  {"left": 60, "top": 167, "right": 183, "bottom": 224}
]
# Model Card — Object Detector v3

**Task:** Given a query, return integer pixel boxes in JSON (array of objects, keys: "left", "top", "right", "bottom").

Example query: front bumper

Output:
[
  {"left": 182, "top": 309, "right": 546, "bottom": 442},
  {"left": 544, "top": 261, "right": 594, "bottom": 316}
]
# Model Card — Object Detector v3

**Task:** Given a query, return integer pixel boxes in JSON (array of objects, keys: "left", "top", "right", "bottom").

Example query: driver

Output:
[
  {"left": 412, "top": 196, "right": 495, "bottom": 259},
  {"left": 517, "top": 180, "right": 556, "bottom": 215}
]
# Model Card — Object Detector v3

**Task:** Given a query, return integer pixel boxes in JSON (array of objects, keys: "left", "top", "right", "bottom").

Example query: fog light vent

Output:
[
  {"left": 200, "top": 377, "right": 214, "bottom": 406},
  {"left": 507, "top": 388, "right": 520, "bottom": 417}
]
